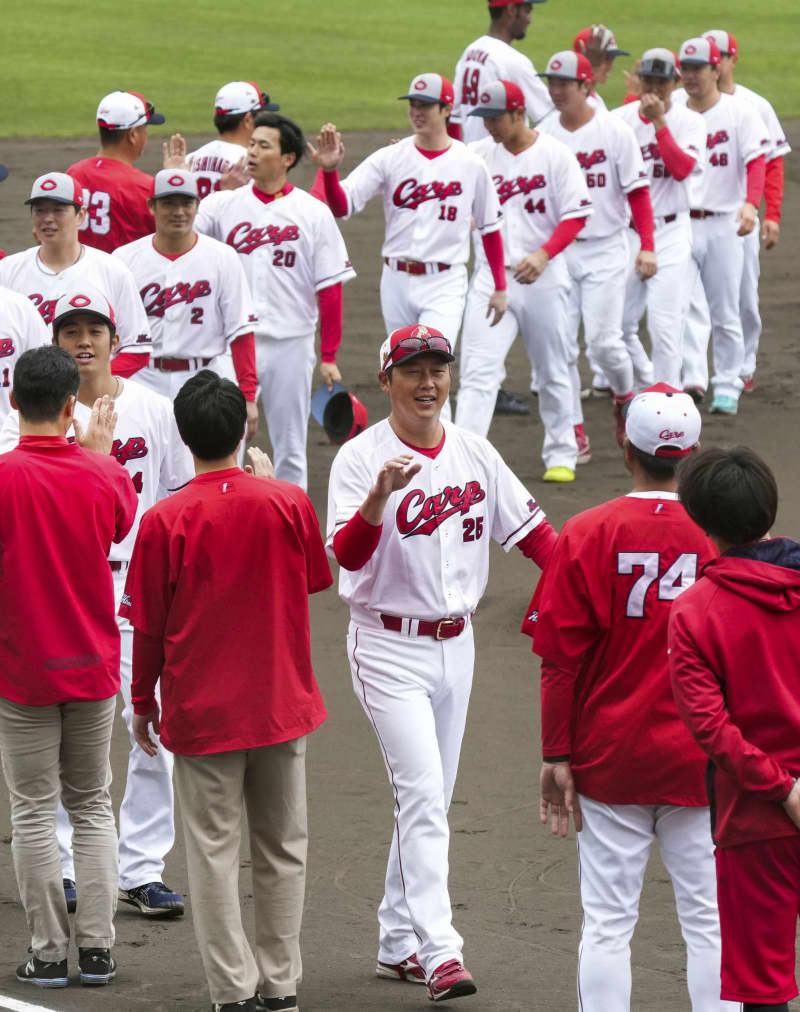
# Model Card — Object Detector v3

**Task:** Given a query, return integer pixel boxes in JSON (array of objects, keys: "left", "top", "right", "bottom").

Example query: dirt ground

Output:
[{"left": 0, "top": 125, "right": 798, "bottom": 1012}]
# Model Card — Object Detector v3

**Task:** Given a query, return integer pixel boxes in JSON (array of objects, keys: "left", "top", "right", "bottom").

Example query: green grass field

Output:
[{"left": 5, "top": 0, "right": 800, "bottom": 137}]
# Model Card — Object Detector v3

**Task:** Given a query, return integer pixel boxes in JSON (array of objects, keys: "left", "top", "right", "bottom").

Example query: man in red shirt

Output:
[
  {"left": 0, "top": 345, "right": 137, "bottom": 990},
  {"left": 670, "top": 447, "right": 800, "bottom": 1012},
  {"left": 122, "top": 371, "right": 331, "bottom": 1012},
  {"left": 525, "top": 384, "right": 735, "bottom": 1012}
]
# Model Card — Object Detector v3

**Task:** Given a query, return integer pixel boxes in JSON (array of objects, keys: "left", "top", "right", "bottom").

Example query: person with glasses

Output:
[{"left": 325, "top": 324, "right": 557, "bottom": 1002}]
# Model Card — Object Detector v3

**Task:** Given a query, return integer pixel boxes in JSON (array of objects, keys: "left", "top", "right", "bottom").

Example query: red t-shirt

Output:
[
  {"left": 120, "top": 468, "right": 332, "bottom": 755},
  {"left": 0, "top": 436, "right": 137, "bottom": 704},
  {"left": 68, "top": 157, "right": 155, "bottom": 253},
  {"left": 529, "top": 492, "right": 716, "bottom": 806}
]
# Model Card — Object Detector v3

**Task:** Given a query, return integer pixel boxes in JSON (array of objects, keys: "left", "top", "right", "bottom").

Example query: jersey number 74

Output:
[{"left": 617, "top": 552, "right": 698, "bottom": 618}]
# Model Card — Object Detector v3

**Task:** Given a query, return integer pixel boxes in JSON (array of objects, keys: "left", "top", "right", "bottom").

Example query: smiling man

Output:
[{"left": 326, "top": 324, "right": 557, "bottom": 1002}]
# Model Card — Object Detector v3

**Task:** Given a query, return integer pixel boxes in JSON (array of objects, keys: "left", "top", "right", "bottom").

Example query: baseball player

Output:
[
  {"left": 326, "top": 324, "right": 557, "bottom": 1002},
  {"left": 455, "top": 79, "right": 592, "bottom": 481},
  {"left": 612, "top": 49, "right": 706, "bottom": 388},
  {"left": 195, "top": 111, "right": 356, "bottom": 490},
  {"left": 0, "top": 286, "right": 195, "bottom": 919},
  {"left": 0, "top": 173, "right": 151, "bottom": 377},
  {"left": 186, "top": 81, "right": 280, "bottom": 199},
  {"left": 0, "top": 286, "right": 50, "bottom": 422},
  {"left": 574, "top": 25, "right": 629, "bottom": 112},
  {"left": 537, "top": 52, "right": 656, "bottom": 452},
  {"left": 671, "top": 37, "right": 768, "bottom": 414},
  {"left": 449, "top": 0, "right": 553, "bottom": 145},
  {"left": 114, "top": 170, "right": 259, "bottom": 441},
  {"left": 526, "top": 385, "right": 737, "bottom": 1012}
]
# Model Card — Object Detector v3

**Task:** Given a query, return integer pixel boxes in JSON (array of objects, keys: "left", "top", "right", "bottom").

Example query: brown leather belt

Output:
[
  {"left": 153, "top": 356, "right": 213, "bottom": 372},
  {"left": 689, "top": 210, "right": 718, "bottom": 219},
  {"left": 380, "top": 613, "right": 466, "bottom": 640},
  {"left": 384, "top": 257, "right": 451, "bottom": 276},
  {"left": 630, "top": 213, "right": 677, "bottom": 231}
]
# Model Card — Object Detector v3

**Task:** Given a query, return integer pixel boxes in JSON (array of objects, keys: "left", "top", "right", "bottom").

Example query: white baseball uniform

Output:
[
  {"left": 0, "top": 244, "right": 151, "bottom": 360},
  {"left": 450, "top": 35, "right": 554, "bottom": 143},
  {"left": 612, "top": 100, "right": 706, "bottom": 387},
  {"left": 670, "top": 91, "right": 770, "bottom": 399},
  {"left": 0, "top": 380, "right": 194, "bottom": 891},
  {"left": 195, "top": 182, "right": 356, "bottom": 488},
  {"left": 0, "top": 286, "right": 51, "bottom": 423},
  {"left": 186, "top": 138, "right": 247, "bottom": 200},
  {"left": 539, "top": 109, "right": 650, "bottom": 419},
  {"left": 456, "top": 132, "right": 592, "bottom": 469},
  {"left": 326, "top": 418, "right": 547, "bottom": 977}
]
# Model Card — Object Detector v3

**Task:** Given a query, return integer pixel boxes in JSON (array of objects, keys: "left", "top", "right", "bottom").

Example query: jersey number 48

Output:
[{"left": 617, "top": 551, "right": 698, "bottom": 618}]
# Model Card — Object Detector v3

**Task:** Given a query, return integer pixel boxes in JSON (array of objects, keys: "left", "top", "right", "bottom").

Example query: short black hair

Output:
[
  {"left": 53, "top": 314, "right": 115, "bottom": 346},
  {"left": 631, "top": 444, "right": 679, "bottom": 481},
  {"left": 214, "top": 110, "right": 248, "bottom": 134},
  {"left": 98, "top": 125, "right": 129, "bottom": 146},
  {"left": 678, "top": 446, "right": 778, "bottom": 545},
  {"left": 12, "top": 346, "right": 79, "bottom": 423},
  {"left": 251, "top": 111, "right": 304, "bottom": 171},
  {"left": 173, "top": 370, "right": 246, "bottom": 460}
]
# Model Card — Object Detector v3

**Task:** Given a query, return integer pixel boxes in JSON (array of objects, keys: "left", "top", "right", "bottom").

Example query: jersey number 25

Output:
[{"left": 617, "top": 551, "right": 698, "bottom": 618}]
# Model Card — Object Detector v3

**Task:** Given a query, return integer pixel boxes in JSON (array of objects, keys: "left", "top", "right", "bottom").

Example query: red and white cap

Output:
[
  {"left": 53, "top": 287, "right": 117, "bottom": 335},
  {"left": 25, "top": 172, "right": 83, "bottom": 207},
  {"left": 637, "top": 48, "right": 680, "bottom": 80},
  {"left": 468, "top": 80, "right": 526, "bottom": 117},
  {"left": 379, "top": 324, "right": 455, "bottom": 370},
  {"left": 573, "top": 26, "right": 629, "bottom": 57},
  {"left": 679, "top": 37, "right": 721, "bottom": 66},
  {"left": 625, "top": 383, "right": 701, "bottom": 458},
  {"left": 96, "top": 91, "right": 165, "bottom": 129},
  {"left": 540, "top": 51, "right": 594, "bottom": 81},
  {"left": 398, "top": 73, "right": 455, "bottom": 105},
  {"left": 152, "top": 169, "right": 198, "bottom": 200},
  {"left": 214, "top": 81, "right": 279, "bottom": 115},
  {"left": 704, "top": 29, "right": 738, "bottom": 57}
]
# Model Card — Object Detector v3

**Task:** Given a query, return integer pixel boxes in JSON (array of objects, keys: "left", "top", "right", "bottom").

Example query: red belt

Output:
[
  {"left": 384, "top": 257, "right": 451, "bottom": 276},
  {"left": 630, "top": 213, "right": 677, "bottom": 231},
  {"left": 690, "top": 210, "right": 718, "bottom": 219},
  {"left": 109, "top": 561, "right": 127, "bottom": 572},
  {"left": 153, "top": 356, "right": 213, "bottom": 372},
  {"left": 380, "top": 613, "right": 466, "bottom": 639}
]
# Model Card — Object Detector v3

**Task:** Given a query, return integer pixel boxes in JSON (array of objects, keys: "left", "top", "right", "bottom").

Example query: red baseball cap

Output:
[
  {"left": 379, "top": 325, "right": 455, "bottom": 370},
  {"left": 468, "top": 80, "right": 526, "bottom": 117},
  {"left": 574, "top": 26, "right": 629, "bottom": 57},
  {"left": 25, "top": 172, "right": 83, "bottom": 207},
  {"left": 53, "top": 287, "right": 117, "bottom": 335},
  {"left": 540, "top": 51, "right": 594, "bottom": 81},
  {"left": 398, "top": 74, "right": 455, "bottom": 105},
  {"left": 704, "top": 29, "right": 738, "bottom": 57}
]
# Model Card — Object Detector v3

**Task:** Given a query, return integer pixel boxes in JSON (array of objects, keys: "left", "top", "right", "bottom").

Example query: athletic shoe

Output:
[
  {"left": 426, "top": 960, "right": 477, "bottom": 1002},
  {"left": 213, "top": 999, "right": 259, "bottom": 1012},
  {"left": 63, "top": 877, "right": 77, "bottom": 913},
  {"left": 256, "top": 995, "right": 299, "bottom": 1011},
  {"left": 16, "top": 954, "right": 68, "bottom": 988},
  {"left": 494, "top": 389, "right": 530, "bottom": 416},
  {"left": 709, "top": 395, "right": 738, "bottom": 415},
  {"left": 742, "top": 376, "right": 755, "bottom": 393},
  {"left": 79, "top": 948, "right": 116, "bottom": 986},
  {"left": 119, "top": 881, "right": 184, "bottom": 916},
  {"left": 684, "top": 386, "right": 705, "bottom": 406},
  {"left": 376, "top": 953, "right": 426, "bottom": 984},
  {"left": 613, "top": 394, "right": 634, "bottom": 447},
  {"left": 574, "top": 424, "right": 591, "bottom": 464},
  {"left": 591, "top": 384, "right": 612, "bottom": 399},
  {"left": 543, "top": 466, "right": 575, "bottom": 483}
]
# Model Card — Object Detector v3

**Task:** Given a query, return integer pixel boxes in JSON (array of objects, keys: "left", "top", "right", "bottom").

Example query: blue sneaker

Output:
[
  {"left": 709, "top": 395, "right": 738, "bottom": 415},
  {"left": 119, "top": 881, "right": 184, "bottom": 917},
  {"left": 16, "top": 954, "right": 68, "bottom": 988},
  {"left": 63, "top": 878, "right": 77, "bottom": 913}
]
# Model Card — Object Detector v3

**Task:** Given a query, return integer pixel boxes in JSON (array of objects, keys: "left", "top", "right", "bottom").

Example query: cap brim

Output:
[
  {"left": 54, "top": 308, "right": 114, "bottom": 332},
  {"left": 679, "top": 58, "right": 712, "bottom": 65},
  {"left": 468, "top": 107, "right": 505, "bottom": 118},
  {"left": 606, "top": 48, "right": 629, "bottom": 56},
  {"left": 387, "top": 348, "right": 456, "bottom": 368},
  {"left": 261, "top": 101, "right": 280, "bottom": 111},
  {"left": 538, "top": 72, "right": 582, "bottom": 80},
  {"left": 148, "top": 112, "right": 166, "bottom": 125},
  {"left": 25, "top": 195, "right": 80, "bottom": 206},
  {"left": 0, "top": 165, "right": 8, "bottom": 182},
  {"left": 310, "top": 381, "right": 346, "bottom": 426},
  {"left": 397, "top": 94, "right": 439, "bottom": 103},
  {"left": 637, "top": 69, "right": 676, "bottom": 79}
]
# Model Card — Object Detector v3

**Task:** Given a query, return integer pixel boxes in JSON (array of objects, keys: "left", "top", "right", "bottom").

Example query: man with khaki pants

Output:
[{"left": 122, "top": 370, "right": 332, "bottom": 1012}]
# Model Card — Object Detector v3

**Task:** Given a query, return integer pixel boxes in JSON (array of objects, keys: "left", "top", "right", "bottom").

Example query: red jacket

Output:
[{"left": 669, "top": 538, "right": 800, "bottom": 848}]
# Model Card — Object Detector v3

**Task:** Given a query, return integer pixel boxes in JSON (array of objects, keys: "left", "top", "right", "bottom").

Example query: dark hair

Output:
[
  {"left": 678, "top": 446, "right": 778, "bottom": 545},
  {"left": 173, "top": 370, "right": 246, "bottom": 460},
  {"left": 214, "top": 110, "right": 248, "bottom": 135},
  {"left": 98, "top": 125, "right": 130, "bottom": 147},
  {"left": 53, "top": 313, "right": 115, "bottom": 346},
  {"left": 631, "top": 445, "right": 679, "bottom": 480},
  {"left": 12, "top": 346, "right": 79, "bottom": 423},
  {"left": 251, "top": 111, "right": 304, "bottom": 171}
]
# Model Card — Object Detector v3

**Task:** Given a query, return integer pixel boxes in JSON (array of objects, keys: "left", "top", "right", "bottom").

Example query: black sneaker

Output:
[
  {"left": 79, "top": 947, "right": 116, "bottom": 986},
  {"left": 494, "top": 389, "right": 530, "bottom": 416},
  {"left": 16, "top": 954, "right": 68, "bottom": 988},
  {"left": 63, "top": 878, "right": 77, "bottom": 913},
  {"left": 119, "top": 881, "right": 184, "bottom": 916},
  {"left": 256, "top": 996, "right": 298, "bottom": 1012},
  {"left": 212, "top": 999, "right": 260, "bottom": 1011}
]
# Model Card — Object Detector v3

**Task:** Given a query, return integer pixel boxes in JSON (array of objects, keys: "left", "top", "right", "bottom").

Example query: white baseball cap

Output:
[
  {"left": 539, "top": 51, "right": 594, "bottom": 81},
  {"left": 152, "top": 169, "right": 198, "bottom": 200},
  {"left": 625, "top": 383, "right": 701, "bottom": 458},
  {"left": 679, "top": 37, "right": 721, "bottom": 66},
  {"left": 468, "top": 80, "right": 526, "bottom": 117},
  {"left": 53, "top": 287, "right": 117, "bottom": 335},
  {"left": 25, "top": 172, "right": 83, "bottom": 207},
  {"left": 398, "top": 73, "right": 455, "bottom": 104},
  {"left": 704, "top": 29, "right": 738, "bottom": 57},
  {"left": 214, "top": 81, "right": 279, "bottom": 115},
  {"left": 637, "top": 48, "right": 680, "bottom": 80},
  {"left": 96, "top": 90, "right": 166, "bottom": 129}
]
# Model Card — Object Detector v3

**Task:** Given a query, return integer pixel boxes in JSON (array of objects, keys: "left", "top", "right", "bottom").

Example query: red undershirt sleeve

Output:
[
  {"left": 111, "top": 351, "right": 149, "bottom": 378},
  {"left": 480, "top": 230, "right": 507, "bottom": 290},
  {"left": 333, "top": 511, "right": 383, "bottom": 571},
  {"left": 131, "top": 629, "right": 164, "bottom": 716},
  {"left": 542, "top": 217, "right": 587, "bottom": 260},
  {"left": 654, "top": 126, "right": 696, "bottom": 181},
  {"left": 627, "top": 186, "right": 655, "bottom": 252},
  {"left": 624, "top": 92, "right": 640, "bottom": 105},
  {"left": 764, "top": 156, "right": 784, "bottom": 222},
  {"left": 541, "top": 659, "right": 576, "bottom": 759},
  {"left": 322, "top": 169, "right": 349, "bottom": 218},
  {"left": 447, "top": 122, "right": 463, "bottom": 141},
  {"left": 309, "top": 168, "right": 328, "bottom": 204},
  {"left": 318, "top": 282, "right": 343, "bottom": 363},
  {"left": 516, "top": 519, "right": 559, "bottom": 569},
  {"left": 746, "top": 154, "right": 767, "bottom": 208},
  {"left": 230, "top": 332, "right": 257, "bottom": 401}
]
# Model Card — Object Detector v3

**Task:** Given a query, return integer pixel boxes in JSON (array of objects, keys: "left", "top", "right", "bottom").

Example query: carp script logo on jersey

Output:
[
  {"left": 28, "top": 294, "right": 59, "bottom": 325},
  {"left": 393, "top": 179, "right": 463, "bottom": 211},
  {"left": 112, "top": 436, "right": 148, "bottom": 465},
  {"left": 226, "top": 223, "right": 300, "bottom": 255},
  {"left": 492, "top": 173, "right": 547, "bottom": 205},
  {"left": 140, "top": 280, "right": 211, "bottom": 317},
  {"left": 707, "top": 130, "right": 729, "bottom": 150},
  {"left": 0, "top": 339, "right": 15, "bottom": 358},
  {"left": 396, "top": 481, "right": 486, "bottom": 537},
  {"left": 576, "top": 149, "right": 607, "bottom": 170}
]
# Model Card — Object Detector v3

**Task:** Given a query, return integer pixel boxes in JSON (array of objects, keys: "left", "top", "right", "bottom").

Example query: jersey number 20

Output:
[{"left": 617, "top": 551, "right": 698, "bottom": 617}]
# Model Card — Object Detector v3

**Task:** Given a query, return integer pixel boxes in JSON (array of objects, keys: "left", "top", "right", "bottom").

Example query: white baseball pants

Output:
[
  {"left": 564, "top": 232, "right": 634, "bottom": 426},
  {"left": 347, "top": 619, "right": 474, "bottom": 978},
  {"left": 576, "top": 796, "right": 736, "bottom": 1012},
  {"left": 456, "top": 264, "right": 577, "bottom": 470},
  {"left": 58, "top": 570, "right": 175, "bottom": 891},
  {"left": 681, "top": 214, "right": 746, "bottom": 400},
  {"left": 740, "top": 222, "right": 761, "bottom": 379}
]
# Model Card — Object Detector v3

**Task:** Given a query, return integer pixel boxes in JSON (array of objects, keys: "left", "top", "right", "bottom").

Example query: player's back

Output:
[
  {"left": 186, "top": 138, "right": 247, "bottom": 199},
  {"left": 68, "top": 156, "right": 155, "bottom": 252}
]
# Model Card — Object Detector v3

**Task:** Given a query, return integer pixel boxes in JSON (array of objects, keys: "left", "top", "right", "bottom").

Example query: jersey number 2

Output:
[{"left": 617, "top": 551, "right": 698, "bottom": 617}]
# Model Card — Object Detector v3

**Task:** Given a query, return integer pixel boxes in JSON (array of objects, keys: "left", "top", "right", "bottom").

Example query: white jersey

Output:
[
  {"left": 326, "top": 418, "right": 545, "bottom": 620},
  {"left": 588, "top": 92, "right": 608, "bottom": 112},
  {"left": 671, "top": 92, "right": 770, "bottom": 212},
  {"left": 612, "top": 101, "right": 706, "bottom": 216},
  {"left": 539, "top": 109, "right": 649, "bottom": 238},
  {"left": 339, "top": 136, "right": 502, "bottom": 264},
  {"left": 113, "top": 233, "right": 256, "bottom": 359},
  {"left": 186, "top": 138, "right": 248, "bottom": 199},
  {"left": 469, "top": 132, "right": 592, "bottom": 276},
  {"left": 0, "top": 245, "right": 151, "bottom": 356},
  {"left": 0, "top": 379, "right": 193, "bottom": 563},
  {"left": 0, "top": 286, "right": 51, "bottom": 423},
  {"left": 195, "top": 183, "right": 356, "bottom": 340},
  {"left": 731, "top": 84, "right": 791, "bottom": 160},
  {"left": 451, "top": 35, "right": 554, "bottom": 143}
]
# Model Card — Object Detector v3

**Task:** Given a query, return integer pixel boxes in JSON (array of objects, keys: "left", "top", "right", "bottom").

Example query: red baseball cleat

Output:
[
  {"left": 426, "top": 959, "right": 477, "bottom": 1002},
  {"left": 375, "top": 952, "right": 426, "bottom": 984}
]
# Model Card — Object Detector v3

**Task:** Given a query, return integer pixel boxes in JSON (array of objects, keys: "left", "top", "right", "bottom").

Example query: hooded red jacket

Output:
[{"left": 669, "top": 538, "right": 800, "bottom": 848}]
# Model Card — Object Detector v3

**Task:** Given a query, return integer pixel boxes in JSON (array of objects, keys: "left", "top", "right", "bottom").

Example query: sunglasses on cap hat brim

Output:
[
  {"left": 383, "top": 335, "right": 455, "bottom": 369},
  {"left": 637, "top": 59, "right": 678, "bottom": 79}
]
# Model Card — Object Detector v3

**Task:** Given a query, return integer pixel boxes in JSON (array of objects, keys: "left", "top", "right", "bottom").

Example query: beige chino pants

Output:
[
  {"left": 173, "top": 736, "right": 308, "bottom": 1006},
  {"left": 0, "top": 695, "right": 117, "bottom": 960}
]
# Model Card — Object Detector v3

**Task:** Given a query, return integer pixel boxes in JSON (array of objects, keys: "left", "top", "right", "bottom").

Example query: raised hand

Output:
[
  {"left": 307, "top": 123, "right": 345, "bottom": 171},
  {"left": 73, "top": 394, "right": 117, "bottom": 455}
]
